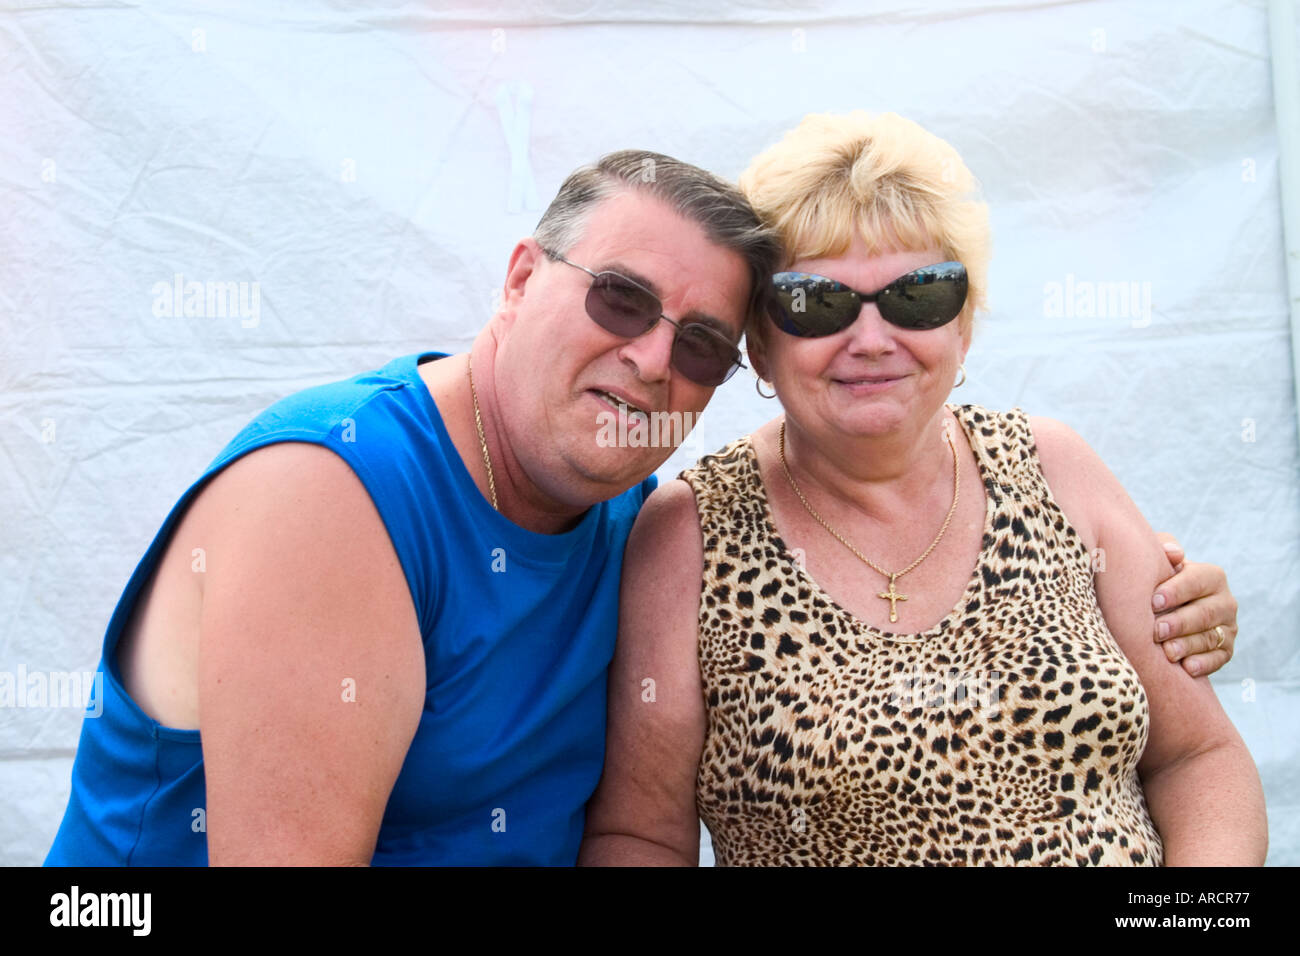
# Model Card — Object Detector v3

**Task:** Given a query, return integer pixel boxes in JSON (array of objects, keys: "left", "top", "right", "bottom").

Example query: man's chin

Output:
[{"left": 567, "top": 446, "right": 671, "bottom": 497}]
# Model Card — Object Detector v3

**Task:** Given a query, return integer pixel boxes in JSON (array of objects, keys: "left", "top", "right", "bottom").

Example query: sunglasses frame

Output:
[
  {"left": 768, "top": 261, "right": 968, "bottom": 338},
  {"left": 542, "top": 249, "right": 746, "bottom": 387}
]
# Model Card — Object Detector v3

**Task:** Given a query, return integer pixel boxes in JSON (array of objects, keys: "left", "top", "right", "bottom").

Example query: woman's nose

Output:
[{"left": 844, "top": 303, "right": 897, "bottom": 354}]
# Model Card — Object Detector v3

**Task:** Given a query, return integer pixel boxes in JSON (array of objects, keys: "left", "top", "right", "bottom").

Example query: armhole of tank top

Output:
[
  {"left": 106, "top": 428, "right": 422, "bottom": 739},
  {"left": 955, "top": 404, "right": 1048, "bottom": 502},
  {"left": 678, "top": 452, "right": 730, "bottom": 562},
  {"left": 104, "top": 456, "right": 228, "bottom": 739},
  {"left": 1005, "top": 407, "right": 1095, "bottom": 563}
]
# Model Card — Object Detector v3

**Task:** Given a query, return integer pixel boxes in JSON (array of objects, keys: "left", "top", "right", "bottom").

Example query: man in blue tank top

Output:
[
  {"left": 45, "top": 151, "right": 1242, "bottom": 866},
  {"left": 44, "top": 150, "right": 781, "bottom": 866}
]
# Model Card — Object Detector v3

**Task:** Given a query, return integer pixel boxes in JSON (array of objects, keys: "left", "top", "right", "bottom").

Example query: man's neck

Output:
[{"left": 416, "top": 347, "right": 592, "bottom": 535}]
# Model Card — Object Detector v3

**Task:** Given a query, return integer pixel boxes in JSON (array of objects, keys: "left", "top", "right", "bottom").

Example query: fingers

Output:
[
  {"left": 1162, "top": 623, "right": 1234, "bottom": 661},
  {"left": 1154, "top": 532, "right": 1185, "bottom": 572},
  {"left": 1162, "top": 624, "right": 1236, "bottom": 677},
  {"left": 1152, "top": 558, "right": 1240, "bottom": 679},
  {"left": 1154, "top": 594, "right": 1217, "bottom": 642},
  {"left": 1183, "top": 647, "right": 1232, "bottom": 678},
  {"left": 1152, "top": 561, "right": 1236, "bottom": 641}
]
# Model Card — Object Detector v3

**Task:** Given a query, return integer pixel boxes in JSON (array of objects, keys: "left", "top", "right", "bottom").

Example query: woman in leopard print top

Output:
[{"left": 580, "top": 112, "right": 1266, "bottom": 866}]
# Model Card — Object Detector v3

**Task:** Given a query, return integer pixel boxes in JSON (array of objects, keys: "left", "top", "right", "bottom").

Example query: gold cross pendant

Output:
[{"left": 878, "top": 573, "right": 908, "bottom": 623}]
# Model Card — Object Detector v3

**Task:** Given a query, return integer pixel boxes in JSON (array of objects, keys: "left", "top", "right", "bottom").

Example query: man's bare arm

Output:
[{"left": 194, "top": 442, "right": 426, "bottom": 865}]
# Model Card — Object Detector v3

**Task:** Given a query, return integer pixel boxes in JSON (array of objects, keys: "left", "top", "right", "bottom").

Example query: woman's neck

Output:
[{"left": 776, "top": 408, "right": 958, "bottom": 522}]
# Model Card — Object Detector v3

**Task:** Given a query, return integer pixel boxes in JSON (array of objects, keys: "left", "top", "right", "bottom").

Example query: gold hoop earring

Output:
[
  {"left": 954, "top": 365, "right": 967, "bottom": 388},
  {"left": 755, "top": 378, "right": 777, "bottom": 399}
]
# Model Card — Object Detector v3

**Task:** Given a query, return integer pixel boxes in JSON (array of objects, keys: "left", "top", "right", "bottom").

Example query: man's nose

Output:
[{"left": 616, "top": 318, "right": 675, "bottom": 383}]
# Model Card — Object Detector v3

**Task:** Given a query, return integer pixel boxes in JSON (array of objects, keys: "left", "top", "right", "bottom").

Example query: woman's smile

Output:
[{"left": 830, "top": 371, "right": 910, "bottom": 395}]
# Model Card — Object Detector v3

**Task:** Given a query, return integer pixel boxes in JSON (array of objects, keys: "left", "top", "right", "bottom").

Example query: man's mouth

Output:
[{"left": 591, "top": 388, "right": 651, "bottom": 424}]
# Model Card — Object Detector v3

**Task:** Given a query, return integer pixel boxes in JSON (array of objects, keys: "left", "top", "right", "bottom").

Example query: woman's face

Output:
[{"left": 752, "top": 235, "right": 970, "bottom": 444}]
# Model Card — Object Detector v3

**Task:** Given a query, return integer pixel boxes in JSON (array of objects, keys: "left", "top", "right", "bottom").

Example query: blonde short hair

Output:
[{"left": 738, "top": 112, "right": 991, "bottom": 337}]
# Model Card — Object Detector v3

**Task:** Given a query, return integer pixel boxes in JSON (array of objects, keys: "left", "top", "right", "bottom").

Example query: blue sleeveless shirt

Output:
[{"left": 44, "top": 352, "right": 655, "bottom": 866}]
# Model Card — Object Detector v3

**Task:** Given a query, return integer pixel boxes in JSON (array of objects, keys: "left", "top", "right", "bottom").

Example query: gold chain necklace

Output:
[
  {"left": 467, "top": 357, "right": 499, "bottom": 511},
  {"left": 778, "top": 418, "right": 959, "bottom": 623}
]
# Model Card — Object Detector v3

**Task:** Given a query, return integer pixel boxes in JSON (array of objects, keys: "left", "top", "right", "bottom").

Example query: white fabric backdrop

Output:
[{"left": 2, "top": 0, "right": 1296, "bottom": 865}]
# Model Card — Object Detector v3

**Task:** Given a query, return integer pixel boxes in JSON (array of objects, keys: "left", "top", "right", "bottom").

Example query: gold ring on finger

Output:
[{"left": 1214, "top": 625, "right": 1226, "bottom": 650}]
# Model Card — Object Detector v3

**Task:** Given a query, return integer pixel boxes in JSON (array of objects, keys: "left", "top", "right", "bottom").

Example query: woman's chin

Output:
[
  {"left": 822, "top": 403, "right": 948, "bottom": 442},
  {"left": 830, "top": 412, "right": 908, "bottom": 440}
]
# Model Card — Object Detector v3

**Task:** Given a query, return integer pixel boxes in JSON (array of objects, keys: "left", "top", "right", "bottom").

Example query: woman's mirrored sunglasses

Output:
[
  {"left": 768, "top": 261, "right": 968, "bottom": 338},
  {"left": 543, "top": 250, "right": 745, "bottom": 387}
]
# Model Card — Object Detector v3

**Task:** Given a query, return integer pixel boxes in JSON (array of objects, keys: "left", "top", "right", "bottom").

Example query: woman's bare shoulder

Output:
[
  {"left": 627, "top": 478, "right": 703, "bottom": 571},
  {"left": 1024, "top": 414, "right": 1113, "bottom": 549}
]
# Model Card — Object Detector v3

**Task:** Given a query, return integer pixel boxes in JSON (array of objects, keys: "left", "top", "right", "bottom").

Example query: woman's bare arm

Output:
[
  {"left": 1033, "top": 417, "right": 1266, "bottom": 866},
  {"left": 579, "top": 479, "right": 709, "bottom": 866}
]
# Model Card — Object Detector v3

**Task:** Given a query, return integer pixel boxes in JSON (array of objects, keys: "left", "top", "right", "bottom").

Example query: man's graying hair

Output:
[{"left": 533, "top": 150, "right": 782, "bottom": 333}]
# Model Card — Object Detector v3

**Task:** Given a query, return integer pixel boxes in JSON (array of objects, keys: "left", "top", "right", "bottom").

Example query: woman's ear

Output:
[
  {"left": 746, "top": 324, "right": 771, "bottom": 382},
  {"left": 959, "top": 302, "right": 976, "bottom": 355}
]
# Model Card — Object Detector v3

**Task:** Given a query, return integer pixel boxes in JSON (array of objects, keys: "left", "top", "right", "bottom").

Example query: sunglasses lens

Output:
[
  {"left": 584, "top": 269, "right": 736, "bottom": 386},
  {"left": 877, "top": 262, "right": 968, "bottom": 330},
  {"left": 587, "top": 273, "right": 660, "bottom": 336},
  {"left": 672, "top": 324, "right": 738, "bottom": 387},
  {"left": 769, "top": 273, "right": 861, "bottom": 337}
]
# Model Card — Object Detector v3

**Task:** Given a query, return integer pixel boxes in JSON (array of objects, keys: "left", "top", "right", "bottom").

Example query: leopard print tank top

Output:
[{"left": 679, "top": 405, "right": 1163, "bottom": 866}]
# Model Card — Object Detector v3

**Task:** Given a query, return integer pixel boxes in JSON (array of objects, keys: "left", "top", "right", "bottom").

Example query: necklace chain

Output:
[
  {"left": 777, "top": 418, "right": 960, "bottom": 622},
  {"left": 467, "top": 357, "right": 499, "bottom": 511}
]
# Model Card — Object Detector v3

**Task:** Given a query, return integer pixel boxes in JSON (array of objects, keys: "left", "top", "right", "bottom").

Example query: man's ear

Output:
[{"left": 499, "top": 238, "right": 544, "bottom": 326}]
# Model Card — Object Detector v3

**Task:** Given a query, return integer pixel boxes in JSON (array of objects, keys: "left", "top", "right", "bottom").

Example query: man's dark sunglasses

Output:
[
  {"left": 768, "top": 261, "right": 968, "bottom": 338},
  {"left": 543, "top": 249, "right": 745, "bottom": 387}
]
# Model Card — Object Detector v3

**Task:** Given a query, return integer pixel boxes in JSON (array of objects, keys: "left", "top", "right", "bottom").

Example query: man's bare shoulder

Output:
[
  {"left": 195, "top": 441, "right": 377, "bottom": 530},
  {"left": 194, "top": 439, "right": 420, "bottom": 627},
  {"left": 120, "top": 441, "right": 420, "bottom": 731}
]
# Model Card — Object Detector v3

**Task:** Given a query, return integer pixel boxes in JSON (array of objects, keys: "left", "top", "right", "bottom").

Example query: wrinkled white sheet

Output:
[{"left": 1, "top": 0, "right": 1296, "bottom": 865}]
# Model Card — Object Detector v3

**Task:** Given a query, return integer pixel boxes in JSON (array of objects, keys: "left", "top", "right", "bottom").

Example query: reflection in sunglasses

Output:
[{"left": 770, "top": 262, "right": 967, "bottom": 337}]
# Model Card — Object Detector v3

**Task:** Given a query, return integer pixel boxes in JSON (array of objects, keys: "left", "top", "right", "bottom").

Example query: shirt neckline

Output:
[{"left": 742, "top": 404, "right": 997, "bottom": 644}]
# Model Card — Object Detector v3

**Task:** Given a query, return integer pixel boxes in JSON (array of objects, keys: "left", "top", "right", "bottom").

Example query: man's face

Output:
[{"left": 495, "top": 189, "right": 752, "bottom": 505}]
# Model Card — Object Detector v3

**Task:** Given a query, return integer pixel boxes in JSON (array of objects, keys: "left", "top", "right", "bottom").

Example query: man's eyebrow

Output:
[{"left": 597, "top": 261, "right": 740, "bottom": 340}]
